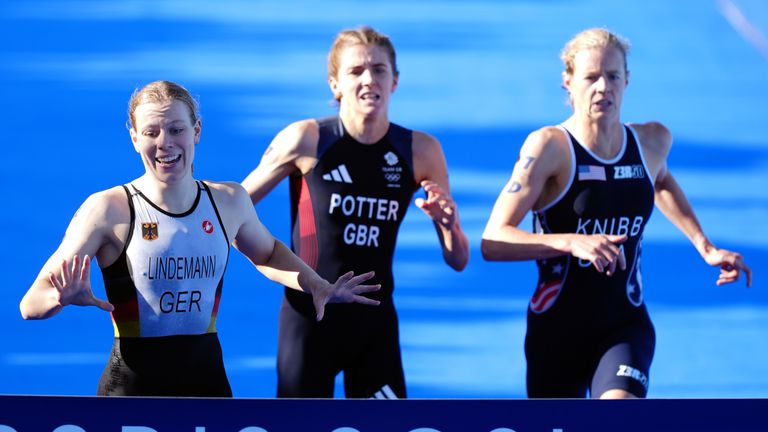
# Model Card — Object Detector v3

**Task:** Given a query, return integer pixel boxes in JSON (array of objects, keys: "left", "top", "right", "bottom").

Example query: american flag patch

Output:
[
  {"left": 530, "top": 280, "right": 562, "bottom": 313},
  {"left": 578, "top": 165, "right": 606, "bottom": 181}
]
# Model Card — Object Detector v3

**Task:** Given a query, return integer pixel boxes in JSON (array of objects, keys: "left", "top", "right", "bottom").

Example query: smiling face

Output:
[
  {"left": 329, "top": 43, "right": 398, "bottom": 119},
  {"left": 563, "top": 45, "right": 628, "bottom": 123},
  {"left": 129, "top": 99, "right": 200, "bottom": 185}
]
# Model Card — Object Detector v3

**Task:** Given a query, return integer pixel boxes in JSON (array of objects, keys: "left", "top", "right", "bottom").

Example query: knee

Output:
[{"left": 598, "top": 388, "right": 639, "bottom": 399}]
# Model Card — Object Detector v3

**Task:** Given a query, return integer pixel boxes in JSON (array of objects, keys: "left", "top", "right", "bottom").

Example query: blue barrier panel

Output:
[{"left": 0, "top": 395, "right": 764, "bottom": 432}]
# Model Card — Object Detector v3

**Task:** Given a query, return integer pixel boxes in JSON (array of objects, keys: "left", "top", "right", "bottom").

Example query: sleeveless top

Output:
[
  {"left": 101, "top": 181, "right": 230, "bottom": 337},
  {"left": 285, "top": 116, "right": 419, "bottom": 315},
  {"left": 530, "top": 125, "right": 655, "bottom": 327}
]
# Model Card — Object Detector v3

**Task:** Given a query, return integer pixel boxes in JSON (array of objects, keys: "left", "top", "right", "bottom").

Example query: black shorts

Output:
[
  {"left": 97, "top": 333, "right": 232, "bottom": 397},
  {"left": 277, "top": 292, "right": 405, "bottom": 398},
  {"left": 525, "top": 307, "right": 655, "bottom": 398}
]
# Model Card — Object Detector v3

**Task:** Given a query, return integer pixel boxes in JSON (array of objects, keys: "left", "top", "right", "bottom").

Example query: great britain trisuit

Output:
[
  {"left": 277, "top": 116, "right": 419, "bottom": 399},
  {"left": 525, "top": 125, "right": 656, "bottom": 398},
  {"left": 98, "top": 181, "right": 231, "bottom": 397}
]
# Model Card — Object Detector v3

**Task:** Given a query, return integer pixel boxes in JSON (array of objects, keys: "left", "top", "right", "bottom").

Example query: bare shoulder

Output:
[
  {"left": 54, "top": 185, "right": 130, "bottom": 264},
  {"left": 261, "top": 118, "right": 320, "bottom": 175},
  {"left": 411, "top": 130, "right": 448, "bottom": 183},
  {"left": 77, "top": 185, "right": 131, "bottom": 225},
  {"left": 523, "top": 125, "right": 568, "bottom": 154},
  {"left": 85, "top": 185, "right": 127, "bottom": 206},
  {"left": 629, "top": 121, "right": 672, "bottom": 157},
  {"left": 629, "top": 120, "right": 671, "bottom": 137},
  {"left": 202, "top": 180, "right": 256, "bottom": 239},
  {"left": 412, "top": 130, "right": 442, "bottom": 154},
  {"left": 203, "top": 180, "right": 251, "bottom": 207},
  {"left": 519, "top": 125, "right": 570, "bottom": 173},
  {"left": 273, "top": 118, "right": 320, "bottom": 156}
]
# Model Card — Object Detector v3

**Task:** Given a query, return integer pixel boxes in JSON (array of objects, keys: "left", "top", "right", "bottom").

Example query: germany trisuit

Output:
[{"left": 98, "top": 181, "right": 231, "bottom": 397}]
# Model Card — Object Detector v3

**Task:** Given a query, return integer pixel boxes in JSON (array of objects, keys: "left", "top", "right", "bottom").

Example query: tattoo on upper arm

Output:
[
  {"left": 506, "top": 156, "right": 535, "bottom": 193},
  {"left": 506, "top": 181, "right": 522, "bottom": 193},
  {"left": 523, "top": 156, "right": 535, "bottom": 169}
]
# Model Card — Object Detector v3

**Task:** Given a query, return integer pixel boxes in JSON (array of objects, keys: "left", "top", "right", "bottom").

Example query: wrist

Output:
[
  {"left": 555, "top": 234, "right": 574, "bottom": 255},
  {"left": 692, "top": 233, "right": 713, "bottom": 256},
  {"left": 297, "top": 271, "right": 321, "bottom": 296}
]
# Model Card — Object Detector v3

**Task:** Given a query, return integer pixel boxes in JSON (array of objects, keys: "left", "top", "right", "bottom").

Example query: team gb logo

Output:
[{"left": 384, "top": 151, "right": 399, "bottom": 166}]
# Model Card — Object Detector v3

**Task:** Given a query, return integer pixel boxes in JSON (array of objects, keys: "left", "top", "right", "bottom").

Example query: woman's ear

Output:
[
  {"left": 329, "top": 76, "right": 341, "bottom": 100},
  {"left": 129, "top": 128, "right": 140, "bottom": 153}
]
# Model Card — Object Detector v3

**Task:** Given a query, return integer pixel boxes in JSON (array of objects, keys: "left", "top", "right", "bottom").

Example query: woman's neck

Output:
[
  {"left": 339, "top": 109, "right": 390, "bottom": 144},
  {"left": 133, "top": 175, "right": 198, "bottom": 213},
  {"left": 564, "top": 116, "right": 624, "bottom": 160}
]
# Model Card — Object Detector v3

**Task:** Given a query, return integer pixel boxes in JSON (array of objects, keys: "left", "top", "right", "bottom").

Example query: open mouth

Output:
[
  {"left": 593, "top": 100, "right": 612, "bottom": 110},
  {"left": 361, "top": 93, "right": 380, "bottom": 101},
  {"left": 155, "top": 154, "right": 182, "bottom": 165}
]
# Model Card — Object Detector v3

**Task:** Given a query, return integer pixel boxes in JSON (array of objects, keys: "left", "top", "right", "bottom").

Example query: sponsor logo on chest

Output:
[
  {"left": 322, "top": 164, "right": 353, "bottom": 183},
  {"left": 202, "top": 219, "right": 214, "bottom": 234},
  {"left": 382, "top": 151, "right": 403, "bottom": 188},
  {"left": 613, "top": 164, "right": 645, "bottom": 180}
]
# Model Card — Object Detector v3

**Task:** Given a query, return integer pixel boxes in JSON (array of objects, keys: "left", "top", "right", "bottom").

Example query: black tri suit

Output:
[
  {"left": 526, "top": 125, "right": 656, "bottom": 398},
  {"left": 277, "top": 116, "right": 419, "bottom": 398}
]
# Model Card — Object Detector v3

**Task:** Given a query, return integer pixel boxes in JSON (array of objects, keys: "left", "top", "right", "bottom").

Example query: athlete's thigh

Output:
[
  {"left": 98, "top": 339, "right": 232, "bottom": 397},
  {"left": 343, "top": 304, "right": 406, "bottom": 399},
  {"left": 590, "top": 318, "right": 656, "bottom": 398},
  {"left": 525, "top": 328, "right": 592, "bottom": 398},
  {"left": 276, "top": 297, "right": 338, "bottom": 397},
  {"left": 97, "top": 340, "right": 140, "bottom": 396},
  {"left": 525, "top": 353, "right": 590, "bottom": 398}
]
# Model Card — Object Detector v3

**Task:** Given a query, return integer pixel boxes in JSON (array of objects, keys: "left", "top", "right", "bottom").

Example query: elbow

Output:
[
  {"left": 19, "top": 295, "right": 53, "bottom": 320},
  {"left": 453, "top": 260, "right": 468, "bottom": 272},
  {"left": 480, "top": 238, "right": 498, "bottom": 261},
  {"left": 19, "top": 303, "right": 38, "bottom": 320},
  {"left": 19, "top": 297, "right": 32, "bottom": 320},
  {"left": 446, "top": 252, "right": 469, "bottom": 272},
  {"left": 247, "top": 189, "right": 264, "bottom": 206},
  {"left": 444, "top": 235, "right": 469, "bottom": 272},
  {"left": 481, "top": 237, "right": 516, "bottom": 262}
]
